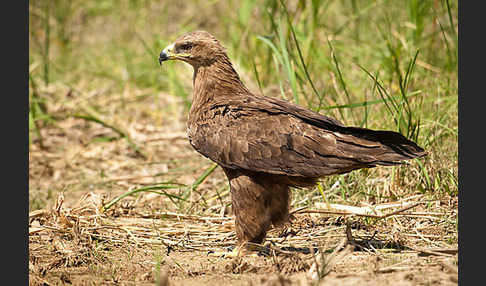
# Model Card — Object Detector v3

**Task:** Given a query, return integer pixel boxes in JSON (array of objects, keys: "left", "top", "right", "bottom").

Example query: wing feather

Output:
[{"left": 188, "top": 95, "right": 426, "bottom": 177}]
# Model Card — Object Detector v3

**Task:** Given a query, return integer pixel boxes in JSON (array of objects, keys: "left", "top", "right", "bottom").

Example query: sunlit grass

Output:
[{"left": 29, "top": 0, "right": 457, "bottom": 210}]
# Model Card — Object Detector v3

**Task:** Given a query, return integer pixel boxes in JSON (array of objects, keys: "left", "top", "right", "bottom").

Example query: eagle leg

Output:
[
  {"left": 223, "top": 168, "right": 273, "bottom": 246},
  {"left": 207, "top": 244, "right": 261, "bottom": 258},
  {"left": 220, "top": 168, "right": 293, "bottom": 258},
  {"left": 267, "top": 182, "right": 290, "bottom": 227}
]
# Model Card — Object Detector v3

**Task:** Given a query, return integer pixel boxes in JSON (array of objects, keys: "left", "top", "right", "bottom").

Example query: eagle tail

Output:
[{"left": 340, "top": 126, "right": 427, "bottom": 166}]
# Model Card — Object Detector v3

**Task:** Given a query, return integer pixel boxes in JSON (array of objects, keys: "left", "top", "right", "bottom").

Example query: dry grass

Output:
[
  {"left": 29, "top": 60, "right": 457, "bottom": 286},
  {"left": 29, "top": 186, "right": 457, "bottom": 285},
  {"left": 29, "top": 0, "right": 457, "bottom": 284},
  {"left": 29, "top": 102, "right": 457, "bottom": 284}
]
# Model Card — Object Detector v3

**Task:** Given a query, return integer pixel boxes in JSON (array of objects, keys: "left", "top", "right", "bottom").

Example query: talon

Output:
[
  {"left": 208, "top": 246, "right": 241, "bottom": 258},
  {"left": 207, "top": 244, "right": 265, "bottom": 258}
]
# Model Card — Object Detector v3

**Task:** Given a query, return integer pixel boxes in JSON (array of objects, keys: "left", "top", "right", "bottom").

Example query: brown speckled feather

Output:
[
  {"left": 188, "top": 94, "right": 426, "bottom": 178},
  {"left": 160, "top": 31, "right": 427, "bottom": 246}
]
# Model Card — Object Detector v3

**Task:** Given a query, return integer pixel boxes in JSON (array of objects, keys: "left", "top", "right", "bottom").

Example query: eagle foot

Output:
[{"left": 208, "top": 243, "right": 266, "bottom": 258}]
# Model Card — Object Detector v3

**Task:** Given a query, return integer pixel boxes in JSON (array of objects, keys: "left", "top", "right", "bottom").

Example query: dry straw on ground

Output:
[
  {"left": 29, "top": 188, "right": 457, "bottom": 285},
  {"left": 28, "top": 87, "right": 457, "bottom": 284}
]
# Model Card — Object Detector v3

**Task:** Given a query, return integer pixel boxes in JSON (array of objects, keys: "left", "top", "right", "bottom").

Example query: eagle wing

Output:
[{"left": 188, "top": 94, "right": 426, "bottom": 178}]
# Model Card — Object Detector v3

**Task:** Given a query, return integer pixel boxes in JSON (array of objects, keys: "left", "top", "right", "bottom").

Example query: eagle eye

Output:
[{"left": 178, "top": 42, "right": 193, "bottom": 51}]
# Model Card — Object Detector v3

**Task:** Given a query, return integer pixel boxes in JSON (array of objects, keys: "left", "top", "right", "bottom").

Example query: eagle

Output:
[{"left": 159, "top": 31, "right": 426, "bottom": 256}]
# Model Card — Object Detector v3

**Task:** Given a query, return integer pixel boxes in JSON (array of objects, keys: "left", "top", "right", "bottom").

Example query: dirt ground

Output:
[
  {"left": 29, "top": 87, "right": 458, "bottom": 285},
  {"left": 29, "top": 199, "right": 458, "bottom": 286},
  {"left": 29, "top": 205, "right": 458, "bottom": 286}
]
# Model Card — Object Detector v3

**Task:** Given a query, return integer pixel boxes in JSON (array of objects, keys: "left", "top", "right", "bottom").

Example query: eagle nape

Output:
[{"left": 158, "top": 31, "right": 427, "bottom": 258}]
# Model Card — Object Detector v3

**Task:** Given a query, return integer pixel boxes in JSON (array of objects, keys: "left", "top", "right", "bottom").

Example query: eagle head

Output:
[{"left": 159, "top": 31, "right": 226, "bottom": 67}]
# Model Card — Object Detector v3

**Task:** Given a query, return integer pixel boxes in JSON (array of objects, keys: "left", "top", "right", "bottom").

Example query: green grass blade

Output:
[
  {"left": 102, "top": 184, "right": 187, "bottom": 212},
  {"left": 71, "top": 111, "right": 147, "bottom": 158}
]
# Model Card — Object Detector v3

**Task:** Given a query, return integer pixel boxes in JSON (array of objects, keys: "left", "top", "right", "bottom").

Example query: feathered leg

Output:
[
  {"left": 262, "top": 179, "right": 290, "bottom": 227},
  {"left": 209, "top": 168, "right": 274, "bottom": 258},
  {"left": 225, "top": 168, "right": 272, "bottom": 245}
]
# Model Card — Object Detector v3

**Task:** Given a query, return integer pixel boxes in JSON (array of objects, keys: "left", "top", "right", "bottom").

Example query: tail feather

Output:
[{"left": 340, "top": 126, "right": 427, "bottom": 165}]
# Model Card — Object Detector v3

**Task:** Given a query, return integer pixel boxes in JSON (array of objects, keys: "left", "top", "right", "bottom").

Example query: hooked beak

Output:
[{"left": 159, "top": 43, "right": 175, "bottom": 65}]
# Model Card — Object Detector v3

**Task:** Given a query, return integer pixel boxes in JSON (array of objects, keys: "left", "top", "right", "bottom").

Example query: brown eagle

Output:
[{"left": 159, "top": 31, "right": 426, "bottom": 256}]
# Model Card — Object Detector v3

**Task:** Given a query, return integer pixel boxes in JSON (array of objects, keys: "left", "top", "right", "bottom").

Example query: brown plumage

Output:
[{"left": 159, "top": 31, "right": 427, "bottom": 249}]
